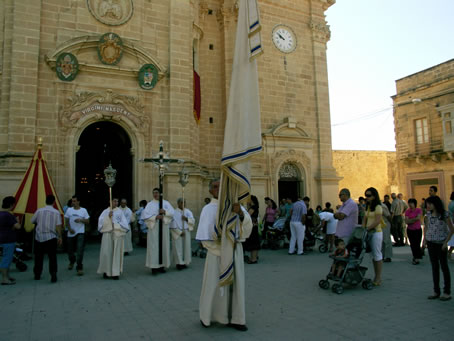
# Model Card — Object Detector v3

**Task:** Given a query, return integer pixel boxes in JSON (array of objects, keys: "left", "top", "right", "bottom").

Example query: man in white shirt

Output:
[
  {"left": 141, "top": 188, "right": 174, "bottom": 275},
  {"left": 119, "top": 198, "right": 134, "bottom": 254},
  {"left": 196, "top": 179, "right": 252, "bottom": 331},
  {"left": 97, "top": 198, "right": 129, "bottom": 280},
  {"left": 170, "top": 198, "right": 195, "bottom": 270},
  {"left": 64, "top": 195, "right": 89, "bottom": 276},
  {"left": 31, "top": 194, "right": 62, "bottom": 283}
]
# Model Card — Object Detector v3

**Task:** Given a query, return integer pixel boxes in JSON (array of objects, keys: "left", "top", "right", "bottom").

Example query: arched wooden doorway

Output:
[
  {"left": 76, "top": 121, "right": 133, "bottom": 222},
  {"left": 278, "top": 162, "right": 305, "bottom": 203}
]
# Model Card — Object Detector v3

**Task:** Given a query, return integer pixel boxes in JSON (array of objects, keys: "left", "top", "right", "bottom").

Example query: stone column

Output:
[
  {"left": 310, "top": 0, "right": 340, "bottom": 203},
  {"left": 2, "top": 0, "right": 42, "bottom": 153},
  {"left": 168, "top": 0, "right": 193, "bottom": 159}
]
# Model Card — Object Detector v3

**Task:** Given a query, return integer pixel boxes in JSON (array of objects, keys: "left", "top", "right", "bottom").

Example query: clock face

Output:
[{"left": 272, "top": 26, "right": 296, "bottom": 53}]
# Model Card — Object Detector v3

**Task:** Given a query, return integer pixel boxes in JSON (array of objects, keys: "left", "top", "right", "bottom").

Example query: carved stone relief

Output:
[
  {"left": 309, "top": 19, "right": 331, "bottom": 43},
  {"left": 59, "top": 89, "right": 149, "bottom": 133},
  {"left": 87, "top": 0, "right": 134, "bottom": 26}
]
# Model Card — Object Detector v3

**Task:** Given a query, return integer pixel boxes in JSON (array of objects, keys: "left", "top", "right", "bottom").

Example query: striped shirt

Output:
[
  {"left": 290, "top": 200, "right": 307, "bottom": 223},
  {"left": 31, "top": 205, "right": 62, "bottom": 242}
]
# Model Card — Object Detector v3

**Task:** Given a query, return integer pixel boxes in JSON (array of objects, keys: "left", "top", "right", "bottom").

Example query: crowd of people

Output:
[{"left": 1, "top": 183, "right": 454, "bottom": 330}]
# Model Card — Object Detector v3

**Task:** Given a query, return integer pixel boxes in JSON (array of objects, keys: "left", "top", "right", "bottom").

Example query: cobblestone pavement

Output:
[{"left": 1, "top": 241, "right": 452, "bottom": 341}]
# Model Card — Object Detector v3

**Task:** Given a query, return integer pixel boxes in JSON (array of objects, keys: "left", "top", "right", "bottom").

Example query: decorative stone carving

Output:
[
  {"left": 216, "top": 1, "right": 239, "bottom": 30},
  {"left": 138, "top": 64, "right": 158, "bottom": 90},
  {"left": 60, "top": 89, "right": 148, "bottom": 133},
  {"left": 279, "top": 163, "right": 300, "bottom": 179},
  {"left": 309, "top": 20, "right": 331, "bottom": 43},
  {"left": 87, "top": 0, "right": 134, "bottom": 26},
  {"left": 97, "top": 32, "right": 123, "bottom": 65},
  {"left": 56, "top": 53, "right": 79, "bottom": 82}
]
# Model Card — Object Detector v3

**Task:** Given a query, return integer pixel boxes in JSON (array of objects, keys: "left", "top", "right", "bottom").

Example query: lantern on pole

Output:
[{"left": 104, "top": 163, "right": 117, "bottom": 210}]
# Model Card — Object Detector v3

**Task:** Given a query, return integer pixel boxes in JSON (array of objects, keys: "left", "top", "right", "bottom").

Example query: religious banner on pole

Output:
[
  {"left": 13, "top": 139, "right": 64, "bottom": 232},
  {"left": 216, "top": 0, "right": 263, "bottom": 287}
]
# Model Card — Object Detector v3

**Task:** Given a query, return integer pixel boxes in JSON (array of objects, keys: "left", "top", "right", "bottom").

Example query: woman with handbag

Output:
[
  {"left": 362, "top": 187, "right": 384, "bottom": 287},
  {"left": 424, "top": 195, "right": 454, "bottom": 301}
]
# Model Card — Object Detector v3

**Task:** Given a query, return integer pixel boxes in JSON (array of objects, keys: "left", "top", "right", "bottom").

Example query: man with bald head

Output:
[{"left": 334, "top": 188, "right": 358, "bottom": 241}]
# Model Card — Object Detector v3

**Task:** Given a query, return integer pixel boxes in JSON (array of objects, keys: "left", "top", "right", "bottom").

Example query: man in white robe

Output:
[
  {"left": 141, "top": 188, "right": 174, "bottom": 274},
  {"left": 196, "top": 179, "right": 252, "bottom": 331},
  {"left": 97, "top": 198, "right": 130, "bottom": 280},
  {"left": 120, "top": 198, "right": 134, "bottom": 254},
  {"left": 170, "top": 198, "right": 195, "bottom": 270}
]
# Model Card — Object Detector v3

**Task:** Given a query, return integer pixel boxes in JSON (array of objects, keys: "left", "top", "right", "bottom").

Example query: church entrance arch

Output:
[
  {"left": 76, "top": 121, "right": 133, "bottom": 222},
  {"left": 278, "top": 162, "right": 304, "bottom": 203}
]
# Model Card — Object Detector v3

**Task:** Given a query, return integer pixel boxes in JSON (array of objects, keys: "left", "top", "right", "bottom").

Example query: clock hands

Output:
[{"left": 277, "top": 33, "right": 285, "bottom": 40}]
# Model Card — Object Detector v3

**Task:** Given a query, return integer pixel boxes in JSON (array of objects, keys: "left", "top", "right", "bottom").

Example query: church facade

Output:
[{"left": 0, "top": 0, "right": 339, "bottom": 218}]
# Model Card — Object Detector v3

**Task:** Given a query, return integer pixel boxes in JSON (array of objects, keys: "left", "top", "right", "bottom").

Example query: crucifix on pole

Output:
[{"left": 141, "top": 141, "right": 183, "bottom": 264}]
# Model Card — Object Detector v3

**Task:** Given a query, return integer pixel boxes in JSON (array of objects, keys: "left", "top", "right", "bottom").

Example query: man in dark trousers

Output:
[{"left": 31, "top": 194, "right": 62, "bottom": 283}]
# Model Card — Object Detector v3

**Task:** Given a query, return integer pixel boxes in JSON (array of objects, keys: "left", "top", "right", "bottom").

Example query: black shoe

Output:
[
  {"left": 103, "top": 273, "right": 109, "bottom": 279},
  {"left": 124, "top": 252, "right": 129, "bottom": 256},
  {"left": 34, "top": 274, "right": 41, "bottom": 280},
  {"left": 176, "top": 264, "right": 183, "bottom": 270},
  {"left": 112, "top": 276, "right": 119, "bottom": 280},
  {"left": 229, "top": 323, "right": 248, "bottom": 331},
  {"left": 159, "top": 267, "right": 166, "bottom": 273},
  {"left": 51, "top": 274, "right": 57, "bottom": 283},
  {"left": 182, "top": 264, "right": 188, "bottom": 269},
  {"left": 152, "top": 269, "right": 159, "bottom": 275},
  {"left": 200, "top": 320, "right": 209, "bottom": 328},
  {"left": 383, "top": 258, "right": 392, "bottom": 263}
]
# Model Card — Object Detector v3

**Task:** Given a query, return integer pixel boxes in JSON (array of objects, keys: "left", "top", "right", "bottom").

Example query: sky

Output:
[{"left": 325, "top": 0, "right": 454, "bottom": 151}]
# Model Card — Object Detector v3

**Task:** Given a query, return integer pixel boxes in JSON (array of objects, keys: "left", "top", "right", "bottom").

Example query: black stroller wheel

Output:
[
  {"left": 319, "top": 244, "right": 327, "bottom": 253},
  {"left": 319, "top": 279, "right": 330, "bottom": 289},
  {"left": 362, "top": 279, "right": 373, "bottom": 290}
]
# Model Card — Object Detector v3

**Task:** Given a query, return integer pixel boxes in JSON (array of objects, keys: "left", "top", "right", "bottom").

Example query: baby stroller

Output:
[
  {"left": 318, "top": 226, "right": 373, "bottom": 294},
  {"left": 304, "top": 223, "right": 326, "bottom": 253},
  {"left": 266, "top": 217, "right": 289, "bottom": 250}
]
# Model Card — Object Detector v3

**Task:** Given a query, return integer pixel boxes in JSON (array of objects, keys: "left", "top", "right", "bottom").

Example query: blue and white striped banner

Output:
[{"left": 217, "top": 0, "right": 263, "bottom": 287}]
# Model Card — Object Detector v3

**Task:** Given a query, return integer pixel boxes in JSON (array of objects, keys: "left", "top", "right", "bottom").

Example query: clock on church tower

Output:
[{"left": 272, "top": 25, "right": 297, "bottom": 53}]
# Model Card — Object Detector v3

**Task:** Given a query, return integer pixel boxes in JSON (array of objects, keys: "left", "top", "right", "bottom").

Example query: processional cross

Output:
[{"left": 141, "top": 141, "right": 183, "bottom": 263}]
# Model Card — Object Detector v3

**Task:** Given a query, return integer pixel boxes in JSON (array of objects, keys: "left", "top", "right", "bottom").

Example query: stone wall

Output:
[{"left": 332, "top": 150, "right": 398, "bottom": 202}]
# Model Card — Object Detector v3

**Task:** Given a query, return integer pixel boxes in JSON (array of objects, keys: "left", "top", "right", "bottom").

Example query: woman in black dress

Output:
[{"left": 244, "top": 195, "right": 260, "bottom": 264}]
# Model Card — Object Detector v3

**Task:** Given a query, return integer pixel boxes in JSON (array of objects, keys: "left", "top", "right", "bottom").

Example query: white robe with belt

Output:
[
  {"left": 120, "top": 206, "right": 134, "bottom": 252},
  {"left": 97, "top": 207, "right": 130, "bottom": 277},
  {"left": 195, "top": 199, "right": 252, "bottom": 326},
  {"left": 141, "top": 199, "right": 174, "bottom": 269},
  {"left": 170, "top": 208, "right": 195, "bottom": 266}
]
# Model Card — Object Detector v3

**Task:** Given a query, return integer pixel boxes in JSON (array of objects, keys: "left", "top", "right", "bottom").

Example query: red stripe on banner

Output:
[
  {"left": 14, "top": 150, "right": 37, "bottom": 204},
  {"left": 27, "top": 159, "right": 40, "bottom": 213},
  {"left": 193, "top": 70, "right": 201, "bottom": 123}
]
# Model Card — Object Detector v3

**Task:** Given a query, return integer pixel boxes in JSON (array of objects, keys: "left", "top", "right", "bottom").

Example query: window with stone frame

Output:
[
  {"left": 415, "top": 118, "right": 429, "bottom": 145},
  {"left": 442, "top": 110, "right": 454, "bottom": 151}
]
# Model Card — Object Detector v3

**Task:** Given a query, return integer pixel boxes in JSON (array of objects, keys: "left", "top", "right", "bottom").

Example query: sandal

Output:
[
  {"left": 412, "top": 259, "right": 419, "bottom": 265},
  {"left": 247, "top": 260, "right": 258, "bottom": 264},
  {"left": 427, "top": 294, "right": 440, "bottom": 299},
  {"left": 372, "top": 280, "right": 381, "bottom": 286}
]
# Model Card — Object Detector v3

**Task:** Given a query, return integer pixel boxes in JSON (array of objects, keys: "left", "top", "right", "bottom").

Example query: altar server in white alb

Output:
[
  {"left": 170, "top": 198, "right": 195, "bottom": 270},
  {"left": 196, "top": 180, "right": 252, "bottom": 331},
  {"left": 141, "top": 188, "right": 174, "bottom": 275},
  {"left": 97, "top": 198, "right": 130, "bottom": 280},
  {"left": 119, "top": 198, "right": 135, "bottom": 254}
]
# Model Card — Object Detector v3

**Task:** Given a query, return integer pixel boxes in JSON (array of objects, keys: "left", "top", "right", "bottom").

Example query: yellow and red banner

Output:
[{"left": 13, "top": 143, "right": 64, "bottom": 232}]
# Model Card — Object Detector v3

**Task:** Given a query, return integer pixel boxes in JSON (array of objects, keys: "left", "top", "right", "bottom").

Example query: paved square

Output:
[{"left": 0, "top": 242, "right": 452, "bottom": 340}]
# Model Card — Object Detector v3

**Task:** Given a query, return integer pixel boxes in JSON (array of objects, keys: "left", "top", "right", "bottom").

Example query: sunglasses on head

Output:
[{"left": 365, "top": 194, "right": 372, "bottom": 198}]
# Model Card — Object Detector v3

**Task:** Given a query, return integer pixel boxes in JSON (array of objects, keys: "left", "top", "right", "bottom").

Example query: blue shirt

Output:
[{"left": 291, "top": 200, "right": 307, "bottom": 223}]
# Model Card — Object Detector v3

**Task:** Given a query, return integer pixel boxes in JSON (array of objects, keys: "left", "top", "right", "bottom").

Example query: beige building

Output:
[
  {"left": 332, "top": 150, "right": 398, "bottom": 202},
  {"left": 0, "top": 0, "right": 339, "bottom": 220},
  {"left": 393, "top": 59, "right": 454, "bottom": 204}
]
